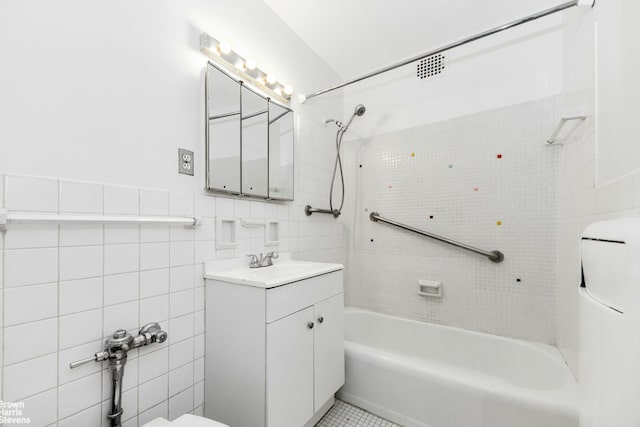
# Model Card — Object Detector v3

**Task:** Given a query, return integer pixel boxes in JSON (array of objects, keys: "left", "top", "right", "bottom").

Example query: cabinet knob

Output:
[
  {"left": 317, "top": 316, "right": 324, "bottom": 324},
  {"left": 307, "top": 322, "right": 314, "bottom": 329}
]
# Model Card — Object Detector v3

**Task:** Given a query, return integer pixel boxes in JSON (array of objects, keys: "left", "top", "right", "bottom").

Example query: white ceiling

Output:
[{"left": 263, "top": 0, "right": 564, "bottom": 79}]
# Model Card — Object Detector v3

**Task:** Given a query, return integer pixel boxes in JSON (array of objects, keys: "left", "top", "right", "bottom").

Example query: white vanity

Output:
[{"left": 204, "top": 254, "right": 345, "bottom": 427}]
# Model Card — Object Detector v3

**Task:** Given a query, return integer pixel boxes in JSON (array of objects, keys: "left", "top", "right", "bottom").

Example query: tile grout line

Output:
[
  {"left": 56, "top": 177, "right": 61, "bottom": 425},
  {"left": 1, "top": 173, "right": 6, "bottom": 404},
  {"left": 136, "top": 187, "right": 142, "bottom": 427}
]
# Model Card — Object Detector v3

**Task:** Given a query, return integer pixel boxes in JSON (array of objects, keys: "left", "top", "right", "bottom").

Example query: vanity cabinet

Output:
[{"left": 205, "top": 268, "right": 344, "bottom": 427}]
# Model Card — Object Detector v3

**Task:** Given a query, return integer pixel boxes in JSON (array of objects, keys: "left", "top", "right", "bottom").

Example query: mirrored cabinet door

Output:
[
  {"left": 206, "top": 64, "right": 241, "bottom": 193},
  {"left": 268, "top": 101, "right": 294, "bottom": 200},
  {"left": 241, "top": 86, "right": 269, "bottom": 197}
]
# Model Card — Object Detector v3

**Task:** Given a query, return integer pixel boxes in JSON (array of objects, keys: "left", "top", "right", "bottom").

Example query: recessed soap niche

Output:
[
  {"left": 216, "top": 218, "right": 280, "bottom": 249},
  {"left": 216, "top": 218, "right": 240, "bottom": 249},
  {"left": 418, "top": 279, "right": 442, "bottom": 298}
]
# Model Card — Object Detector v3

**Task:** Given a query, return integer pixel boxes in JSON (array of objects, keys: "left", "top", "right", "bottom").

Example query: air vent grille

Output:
[{"left": 417, "top": 54, "right": 445, "bottom": 79}]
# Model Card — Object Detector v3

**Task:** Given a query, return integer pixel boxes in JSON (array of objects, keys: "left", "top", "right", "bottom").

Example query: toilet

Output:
[
  {"left": 579, "top": 219, "right": 640, "bottom": 427},
  {"left": 143, "top": 414, "right": 229, "bottom": 427}
]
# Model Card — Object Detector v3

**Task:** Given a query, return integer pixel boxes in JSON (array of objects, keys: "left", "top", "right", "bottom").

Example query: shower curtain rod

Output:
[{"left": 302, "top": 0, "right": 591, "bottom": 102}]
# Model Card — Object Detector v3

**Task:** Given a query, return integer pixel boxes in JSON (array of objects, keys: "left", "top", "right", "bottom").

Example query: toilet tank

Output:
[{"left": 579, "top": 219, "right": 640, "bottom": 427}]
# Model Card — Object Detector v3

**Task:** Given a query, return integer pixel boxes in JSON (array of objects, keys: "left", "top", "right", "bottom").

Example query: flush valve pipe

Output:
[{"left": 70, "top": 322, "right": 168, "bottom": 427}]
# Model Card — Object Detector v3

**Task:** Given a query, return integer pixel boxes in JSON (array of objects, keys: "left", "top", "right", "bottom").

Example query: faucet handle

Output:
[
  {"left": 266, "top": 251, "right": 279, "bottom": 260},
  {"left": 70, "top": 350, "right": 109, "bottom": 369},
  {"left": 247, "top": 254, "right": 260, "bottom": 267}
]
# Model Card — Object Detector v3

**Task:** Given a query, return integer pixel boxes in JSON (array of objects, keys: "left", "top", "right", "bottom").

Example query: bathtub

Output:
[{"left": 337, "top": 309, "right": 579, "bottom": 427}]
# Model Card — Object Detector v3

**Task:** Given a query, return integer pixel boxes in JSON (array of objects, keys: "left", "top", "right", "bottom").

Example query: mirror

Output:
[
  {"left": 206, "top": 63, "right": 241, "bottom": 194},
  {"left": 241, "top": 86, "right": 269, "bottom": 197},
  {"left": 268, "top": 101, "right": 294, "bottom": 200},
  {"left": 205, "top": 62, "right": 294, "bottom": 201}
]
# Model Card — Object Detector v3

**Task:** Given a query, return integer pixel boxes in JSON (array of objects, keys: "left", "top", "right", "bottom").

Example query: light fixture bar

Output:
[{"left": 200, "top": 32, "right": 292, "bottom": 103}]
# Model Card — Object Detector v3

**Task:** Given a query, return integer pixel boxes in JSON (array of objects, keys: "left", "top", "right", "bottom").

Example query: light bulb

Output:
[
  {"left": 274, "top": 87, "right": 283, "bottom": 96},
  {"left": 283, "top": 85, "right": 293, "bottom": 96},
  {"left": 245, "top": 58, "right": 257, "bottom": 70},
  {"left": 235, "top": 61, "right": 245, "bottom": 71},
  {"left": 218, "top": 40, "right": 232, "bottom": 55},
  {"left": 266, "top": 73, "right": 277, "bottom": 85}
]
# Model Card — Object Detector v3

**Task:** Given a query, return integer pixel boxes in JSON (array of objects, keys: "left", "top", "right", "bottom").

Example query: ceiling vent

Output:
[{"left": 417, "top": 54, "right": 445, "bottom": 80}]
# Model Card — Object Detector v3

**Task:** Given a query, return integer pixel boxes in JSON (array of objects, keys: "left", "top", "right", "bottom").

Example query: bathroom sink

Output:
[{"left": 204, "top": 253, "right": 343, "bottom": 288}]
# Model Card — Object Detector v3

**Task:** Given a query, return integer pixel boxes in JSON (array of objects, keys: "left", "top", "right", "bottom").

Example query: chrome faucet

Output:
[
  {"left": 70, "top": 322, "right": 168, "bottom": 427},
  {"left": 247, "top": 251, "right": 279, "bottom": 268}
]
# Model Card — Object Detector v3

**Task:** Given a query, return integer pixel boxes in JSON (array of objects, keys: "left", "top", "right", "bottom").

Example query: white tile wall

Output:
[
  {"left": 556, "top": 3, "right": 640, "bottom": 378},
  {"left": 342, "top": 97, "right": 560, "bottom": 343},
  {"left": 0, "top": 170, "right": 344, "bottom": 425}
]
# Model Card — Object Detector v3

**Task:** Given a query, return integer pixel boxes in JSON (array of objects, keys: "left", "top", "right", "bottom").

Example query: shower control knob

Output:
[
  {"left": 317, "top": 316, "right": 324, "bottom": 324},
  {"left": 307, "top": 322, "right": 314, "bottom": 329}
]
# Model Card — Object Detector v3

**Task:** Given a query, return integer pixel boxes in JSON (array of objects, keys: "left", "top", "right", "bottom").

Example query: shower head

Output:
[{"left": 344, "top": 103, "right": 366, "bottom": 132}]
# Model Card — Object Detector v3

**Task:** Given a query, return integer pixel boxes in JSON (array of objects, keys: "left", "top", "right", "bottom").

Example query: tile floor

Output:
[{"left": 315, "top": 400, "right": 402, "bottom": 427}]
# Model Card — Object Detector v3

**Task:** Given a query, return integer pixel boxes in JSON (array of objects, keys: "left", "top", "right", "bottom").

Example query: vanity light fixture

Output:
[
  {"left": 200, "top": 32, "right": 292, "bottom": 102},
  {"left": 245, "top": 57, "right": 257, "bottom": 71}
]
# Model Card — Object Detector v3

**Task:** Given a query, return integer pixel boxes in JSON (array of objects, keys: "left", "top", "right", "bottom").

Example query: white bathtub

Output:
[{"left": 337, "top": 309, "right": 579, "bottom": 427}]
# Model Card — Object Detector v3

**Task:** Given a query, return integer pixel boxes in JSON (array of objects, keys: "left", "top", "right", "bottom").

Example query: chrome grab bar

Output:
[
  {"left": 305, "top": 205, "right": 341, "bottom": 218},
  {"left": 369, "top": 212, "right": 504, "bottom": 263}
]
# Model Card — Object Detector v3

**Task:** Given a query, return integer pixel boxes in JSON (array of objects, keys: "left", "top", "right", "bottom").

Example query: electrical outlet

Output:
[{"left": 178, "top": 148, "right": 194, "bottom": 176}]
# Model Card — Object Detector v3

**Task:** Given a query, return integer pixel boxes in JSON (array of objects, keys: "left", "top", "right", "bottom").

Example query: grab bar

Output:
[
  {"left": 369, "top": 212, "right": 504, "bottom": 263},
  {"left": 305, "top": 205, "right": 341, "bottom": 218}
]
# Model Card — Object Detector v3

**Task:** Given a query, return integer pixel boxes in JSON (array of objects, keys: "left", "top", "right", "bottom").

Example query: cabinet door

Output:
[
  {"left": 241, "top": 85, "right": 269, "bottom": 197},
  {"left": 266, "top": 306, "right": 314, "bottom": 427},
  {"left": 206, "top": 63, "right": 241, "bottom": 194},
  {"left": 314, "top": 293, "right": 345, "bottom": 410}
]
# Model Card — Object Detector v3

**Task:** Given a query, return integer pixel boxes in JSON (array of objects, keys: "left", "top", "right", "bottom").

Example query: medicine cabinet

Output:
[{"left": 205, "top": 62, "right": 294, "bottom": 201}]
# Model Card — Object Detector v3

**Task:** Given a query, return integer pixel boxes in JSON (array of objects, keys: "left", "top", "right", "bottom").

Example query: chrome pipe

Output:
[
  {"left": 370, "top": 212, "right": 504, "bottom": 263},
  {"left": 305, "top": 205, "right": 341, "bottom": 218},
  {"left": 107, "top": 353, "right": 127, "bottom": 427},
  {"left": 69, "top": 323, "right": 168, "bottom": 427},
  {"left": 304, "top": 0, "right": 580, "bottom": 102}
]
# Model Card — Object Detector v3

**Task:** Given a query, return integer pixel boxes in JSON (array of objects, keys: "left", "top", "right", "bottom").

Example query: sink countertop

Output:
[{"left": 204, "top": 253, "right": 343, "bottom": 288}]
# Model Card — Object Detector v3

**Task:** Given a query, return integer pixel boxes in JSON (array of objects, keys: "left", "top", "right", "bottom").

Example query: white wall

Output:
[
  {"left": 341, "top": 96, "right": 560, "bottom": 343},
  {"left": 337, "top": 9, "right": 564, "bottom": 342},
  {"left": 342, "top": 13, "right": 563, "bottom": 140},
  {"left": 557, "top": 0, "right": 640, "bottom": 378},
  {"left": 0, "top": 0, "right": 342, "bottom": 193},
  {"left": 0, "top": 0, "right": 346, "bottom": 425}
]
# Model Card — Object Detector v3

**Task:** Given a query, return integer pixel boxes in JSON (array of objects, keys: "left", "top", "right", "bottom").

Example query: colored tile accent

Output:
[
  {"left": 473, "top": 187, "right": 479, "bottom": 192},
  {"left": 429, "top": 215, "right": 434, "bottom": 219},
  {"left": 496, "top": 221, "right": 502, "bottom": 226},
  {"left": 411, "top": 152, "right": 416, "bottom": 157},
  {"left": 448, "top": 164, "right": 453, "bottom": 168},
  {"left": 497, "top": 154, "right": 503, "bottom": 159}
]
